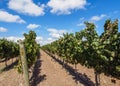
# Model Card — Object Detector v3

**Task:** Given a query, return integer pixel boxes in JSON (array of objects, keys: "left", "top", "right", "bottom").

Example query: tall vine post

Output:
[{"left": 19, "top": 40, "right": 30, "bottom": 86}]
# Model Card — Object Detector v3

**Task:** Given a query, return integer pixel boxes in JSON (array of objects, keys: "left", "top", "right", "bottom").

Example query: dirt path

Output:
[
  {"left": 0, "top": 58, "right": 24, "bottom": 86},
  {"left": 0, "top": 50, "right": 81, "bottom": 86},
  {"left": 38, "top": 50, "right": 79, "bottom": 86},
  {"left": 32, "top": 50, "right": 120, "bottom": 86}
]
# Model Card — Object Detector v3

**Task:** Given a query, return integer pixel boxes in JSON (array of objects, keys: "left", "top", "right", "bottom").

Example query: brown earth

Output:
[{"left": 0, "top": 50, "right": 120, "bottom": 86}]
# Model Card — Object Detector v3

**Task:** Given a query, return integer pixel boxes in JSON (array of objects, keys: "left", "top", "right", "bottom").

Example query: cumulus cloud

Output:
[
  {"left": 47, "top": 0, "right": 87, "bottom": 15},
  {"left": 90, "top": 14, "right": 106, "bottom": 21},
  {"left": 0, "top": 36, "right": 50, "bottom": 46},
  {"left": 77, "top": 17, "right": 85, "bottom": 27},
  {"left": 36, "top": 36, "right": 43, "bottom": 44},
  {"left": 47, "top": 28, "right": 67, "bottom": 38},
  {"left": 77, "top": 23, "right": 84, "bottom": 27},
  {"left": 0, "top": 36, "right": 45, "bottom": 45},
  {"left": 48, "top": 37, "right": 53, "bottom": 41},
  {"left": 35, "top": 36, "right": 55, "bottom": 46},
  {"left": 40, "top": 37, "right": 56, "bottom": 46},
  {"left": 0, "top": 27, "right": 8, "bottom": 32},
  {"left": 47, "top": 37, "right": 55, "bottom": 43},
  {"left": 0, "top": 36, "right": 24, "bottom": 42},
  {"left": 79, "top": 17, "right": 85, "bottom": 21},
  {"left": 0, "top": 10, "right": 25, "bottom": 23},
  {"left": 27, "top": 24, "right": 41, "bottom": 29},
  {"left": 8, "top": 0, "right": 45, "bottom": 16}
]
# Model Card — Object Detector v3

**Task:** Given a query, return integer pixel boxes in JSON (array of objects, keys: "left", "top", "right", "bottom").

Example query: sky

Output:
[{"left": 0, "top": 0, "right": 120, "bottom": 45}]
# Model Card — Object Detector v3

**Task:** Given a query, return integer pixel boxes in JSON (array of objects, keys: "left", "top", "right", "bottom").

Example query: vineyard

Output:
[
  {"left": 42, "top": 19, "right": 120, "bottom": 86},
  {"left": 0, "top": 30, "right": 40, "bottom": 86},
  {"left": 0, "top": 20, "right": 120, "bottom": 86},
  {"left": 0, "top": 38, "right": 19, "bottom": 67}
]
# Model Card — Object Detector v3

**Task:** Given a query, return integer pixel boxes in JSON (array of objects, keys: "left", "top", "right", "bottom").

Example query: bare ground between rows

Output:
[{"left": 0, "top": 50, "right": 120, "bottom": 86}]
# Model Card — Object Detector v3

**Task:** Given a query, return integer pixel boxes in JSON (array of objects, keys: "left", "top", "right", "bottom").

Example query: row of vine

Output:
[
  {"left": 42, "top": 19, "right": 120, "bottom": 85},
  {"left": 0, "top": 30, "right": 40, "bottom": 73}
]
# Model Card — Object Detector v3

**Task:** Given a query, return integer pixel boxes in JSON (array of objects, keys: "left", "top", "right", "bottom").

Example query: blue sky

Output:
[{"left": 0, "top": 0, "right": 120, "bottom": 45}]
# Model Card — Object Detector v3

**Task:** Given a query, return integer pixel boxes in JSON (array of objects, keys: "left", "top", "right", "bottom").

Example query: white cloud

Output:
[
  {"left": 27, "top": 24, "right": 41, "bottom": 29},
  {"left": 48, "top": 37, "right": 53, "bottom": 41},
  {"left": 47, "top": 37, "right": 55, "bottom": 43},
  {"left": 35, "top": 36, "right": 55, "bottom": 46},
  {"left": 8, "top": 0, "right": 45, "bottom": 16},
  {"left": 0, "top": 36, "right": 54, "bottom": 46},
  {"left": 47, "top": 0, "right": 87, "bottom": 15},
  {"left": 77, "top": 23, "right": 84, "bottom": 27},
  {"left": 79, "top": 17, "right": 85, "bottom": 21},
  {"left": 40, "top": 40, "right": 49, "bottom": 46},
  {"left": 47, "top": 28, "right": 67, "bottom": 38},
  {"left": 40, "top": 37, "right": 56, "bottom": 46},
  {"left": 0, "top": 27, "right": 8, "bottom": 32},
  {"left": 90, "top": 14, "right": 106, "bottom": 21},
  {"left": 36, "top": 36, "right": 43, "bottom": 44},
  {"left": 0, "top": 10, "right": 25, "bottom": 23},
  {"left": 0, "top": 36, "right": 45, "bottom": 45},
  {"left": 0, "top": 36, "right": 24, "bottom": 42}
]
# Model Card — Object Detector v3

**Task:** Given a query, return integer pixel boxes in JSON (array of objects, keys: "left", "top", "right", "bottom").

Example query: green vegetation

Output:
[
  {"left": 0, "top": 39, "right": 19, "bottom": 66},
  {"left": 42, "top": 19, "right": 120, "bottom": 85},
  {"left": 0, "top": 30, "right": 40, "bottom": 73},
  {"left": 16, "top": 30, "right": 40, "bottom": 73}
]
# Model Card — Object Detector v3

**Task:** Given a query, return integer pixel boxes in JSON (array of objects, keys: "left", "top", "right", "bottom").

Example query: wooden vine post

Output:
[{"left": 19, "top": 40, "right": 30, "bottom": 86}]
